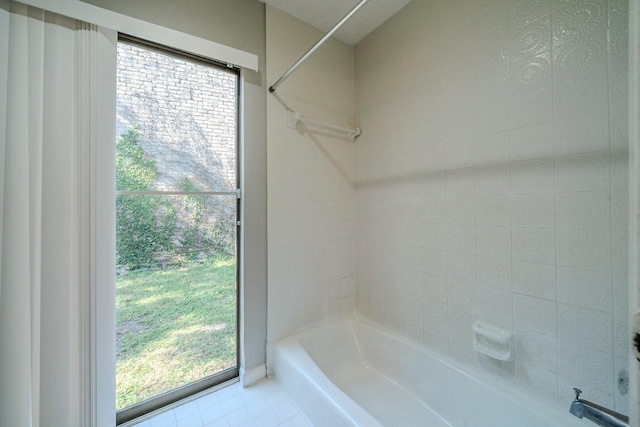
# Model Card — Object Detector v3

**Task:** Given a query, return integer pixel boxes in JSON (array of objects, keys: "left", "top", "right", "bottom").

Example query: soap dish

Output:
[{"left": 473, "top": 321, "right": 513, "bottom": 362}]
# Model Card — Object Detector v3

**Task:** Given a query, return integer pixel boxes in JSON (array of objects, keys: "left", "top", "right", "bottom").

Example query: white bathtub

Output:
[{"left": 274, "top": 315, "right": 585, "bottom": 427}]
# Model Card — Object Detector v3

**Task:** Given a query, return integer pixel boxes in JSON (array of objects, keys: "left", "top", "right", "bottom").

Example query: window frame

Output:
[{"left": 115, "top": 34, "right": 242, "bottom": 425}]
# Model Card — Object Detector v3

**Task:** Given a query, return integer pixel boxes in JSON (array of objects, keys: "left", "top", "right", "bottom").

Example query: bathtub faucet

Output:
[{"left": 569, "top": 388, "right": 628, "bottom": 427}]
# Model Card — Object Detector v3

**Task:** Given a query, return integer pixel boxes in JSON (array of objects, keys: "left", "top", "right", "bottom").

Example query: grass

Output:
[{"left": 116, "top": 258, "right": 237, "bottom": 410}]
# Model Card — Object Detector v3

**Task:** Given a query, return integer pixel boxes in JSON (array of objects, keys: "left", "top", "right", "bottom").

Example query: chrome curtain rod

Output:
[{"left": 268, "top": 0, "right": 371, "bottom": 93}]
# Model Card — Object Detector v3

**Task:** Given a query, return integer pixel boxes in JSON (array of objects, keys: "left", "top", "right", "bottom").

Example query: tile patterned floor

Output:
[{"left": 129, "top": 377, "right": 313, "bottom": 427}]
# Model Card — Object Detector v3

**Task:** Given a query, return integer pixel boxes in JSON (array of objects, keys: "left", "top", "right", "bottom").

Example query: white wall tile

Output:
[
  {"left": 478, "top": 354, "right": 515, "bottom": 384},
  {"left": 558, "top": 343, "right": 613, "bottom": 393},
  {"left": 552, "top": 0, "right": 607, "bottom": 47},
  {"left": 555, "top": 191, "right": 611, "bottom": 230},
  {"left": 510, "top": 16, "right": 551, "bottom": 63},
  {"left": 510, "top": 0, "right": 551, "bottom": 27},
  {"left": 445, "top": 196, "right": 476, "bottom": 225},
  {"left": 446, "top": 139, "right": 476, "bottom": 170},
  {"left": 446, "top": 252, "right": 476, "bottom": 283},
  {"left": 553, "top": 72, "right": 609, "bottom": 119},
  {"left": 421, "top": 196, "right": 447, "bottom": 224},
  {"left": 421, "top": 223, "right": 448, "bottom": 250},
  {"left": 476, "top": 195, "right": 511, "bottom": 226},
  {"left": 351, "top": 0, "right": 627, "bottom": 415},
  {"left": 513, "top": 294, "right": 557, "bottom": 336},
  {"left": 556, "top": 266, "right": 612, "bottom": 311},
  {"left": 477, "top": 286, "right": 513, "bottom": 327},
  {"left": 512, "top": 228, "right": 556, "bottom": 264},
  {"left": 558, "top": 303, "right": 612, "bottom": 353},
  {"left": 475, "top": 131, "right": 510, "bottom": 167},
  {"left": 421, "top": 273, "right": 448, "bottom": 303},
  {"left": 553, "top": 38, "right": 607, "bottom": 83},
  {"left": 446, "top": 225, "right": 476, "bottom": 254},
  {"left": 423, "top": 324, "right": 449, "bottom": 354},
  {"left": 515, "top": 363, "right": 558, "bottom": 405},
  {"left": 511, "top": 159, "right": 555, "bottom": 194},
  {"left": 476, "top": 226, "right": 512, "bottom": 258},
  {"left": 509, "top": 86, "right": 553, "bottom": 128},
  {"left": 476, "top": 255, "right": 512, "bottom": 290},
  {"left": 446, "top": 169, "right": 475, "bottom": 196},
  {"left": 555, "top": 153, "right": 610, "bottom": 192},
  {"left": 447, "top": 279, "right": 477, "bottom": 311},
  {"left": 512, "top": 194, "right": 555, "bottom": 228},
  {"left": 556, "top": 229, "right": 611, "bottom": 271},
  {"left": 512, "top": 260, "right": 557, "bottom": 300},
  {"left": 421, "top": 249, "right": 448, "bottom": 277},
  {"left": 476, "top": 164, "right": 511, "bottom": 195},
  {"left": 553, "top": 111, "right": 610, "bottom": 156},
  {"left": 510, "top": 122, "right": 554, "bottom": 162},
  {"left": 515, "top": 330, "right": 558, "bottom": 372},
  {"left": 510, "top": 52, "right": 552, "bottom": 93}
]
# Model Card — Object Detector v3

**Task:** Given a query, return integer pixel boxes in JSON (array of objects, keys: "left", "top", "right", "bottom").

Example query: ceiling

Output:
[{"left": 258, "top": 0, "right": 413, "bottom": 45}]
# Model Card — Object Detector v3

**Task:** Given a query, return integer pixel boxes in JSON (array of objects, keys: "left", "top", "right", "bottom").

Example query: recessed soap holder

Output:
[{"left": 473, "top": 321, "right": 513, "bottom": 362}]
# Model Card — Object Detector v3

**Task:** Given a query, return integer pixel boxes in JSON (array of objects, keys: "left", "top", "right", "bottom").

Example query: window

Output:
[{"left": 115, "top": 36, "right": 240, "bottom": 424}]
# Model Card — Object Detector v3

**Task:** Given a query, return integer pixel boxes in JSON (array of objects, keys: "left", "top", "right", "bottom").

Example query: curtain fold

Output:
[{"left": 0, "top": 3, "right": 115, "bottom": 426}]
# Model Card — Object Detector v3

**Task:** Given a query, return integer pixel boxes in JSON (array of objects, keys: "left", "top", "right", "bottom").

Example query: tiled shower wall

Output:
[
  {"left": 266, "top": 6, "right": 356, "bottom": 348},
  {"left": 354, "top": 0, "right": 629, "bottom": 413}
]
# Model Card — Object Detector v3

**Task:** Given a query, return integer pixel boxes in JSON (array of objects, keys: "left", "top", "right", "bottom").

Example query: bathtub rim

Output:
[{"left": 274, "top": 313, "right": 587, "bottom": 427}]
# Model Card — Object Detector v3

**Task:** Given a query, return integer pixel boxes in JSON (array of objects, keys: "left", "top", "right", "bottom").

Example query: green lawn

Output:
[{"left": 116, "top": 258, "right": 237, "bottom": 410}]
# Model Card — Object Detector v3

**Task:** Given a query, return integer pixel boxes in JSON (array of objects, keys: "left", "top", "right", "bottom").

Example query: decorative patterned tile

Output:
[
  {"left": 476, "top": 195, "right": 511, "bottom": 226},
  {"left": 555, "top": 153, "right": 610, "bottom": 192},
  {"left": 558, "top": 343, "right": 613, "bottom": 393},
  {"left": 510, "top": 121, "right": 554, "bottom": 162},
  {"left": 510, "top": 52, "right": 552, "bottom": 93},
  {"left": 512, "top": 228, "right": 555, "bottom": 264},
  {"left": 476, "top": 255, "right": 512, "bottom": 290},
  {"left": 553, "top": 112, "right": 609, "bottom": 157},
  {"left": 476, "top": 226, "right": 511, "bottom": 258},
  {"left": 552, "top": 0, "right": 607, "bottom": 47},
  {"left": 515, "top": 363, "right": 558, "bottom": 405},
  {"left": 510, "top": 16, "right": 551, "bottom": 63},
  {"left": 510, "top": 0, "right": 551, "bottom": 27},
  {"left": 513, "top": 294, "right": 557, "bottom": 336},
  {"left": 555, "top": 191, "right": 611, "bottom": 230},
  {"left": 556, "top": 229, "right": 611, "bottom": 271},
  {"left": 556, "top": 266, "right": 611, "bottom": 311},
  {"left": 558, "top": 303, "right": 612, "bottom": 352},
  {"left": 552, "top": 38, "right": 606, "bottom": 82},
  {"left": 553, "top": 72, "right": 608, "bottom": 119},
  {"left": 515, "top": 330, "right": 558, "bottom": 372},
  {"left": 512, "top": 260, "right": 556, "bottom": 300},
  {"left": 477, "top": 285, "right": 513, "bottom": 326},
  {"left": 446, "top": 252, "right": 476, "bottom": 282},
  {"left": 511, "top": 159, "right": 554, "bottom": 194}
]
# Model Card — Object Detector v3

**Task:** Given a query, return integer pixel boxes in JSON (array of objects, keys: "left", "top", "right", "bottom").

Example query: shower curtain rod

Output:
[{"left": 268, "top": 0, "right": 371, "bottom": 93}]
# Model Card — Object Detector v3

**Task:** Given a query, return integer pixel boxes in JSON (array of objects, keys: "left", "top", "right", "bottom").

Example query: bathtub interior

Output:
[{"left": 289, "top": 315, "right": 584, "bottom": 427}]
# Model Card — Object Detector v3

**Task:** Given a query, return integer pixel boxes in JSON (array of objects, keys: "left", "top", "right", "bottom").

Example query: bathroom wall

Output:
[
  {"left": 354, "top": 0, "right": 629, "bottom": 414},
  {"left": 266, "top": 6, "right": 356, "bottom": 350}
]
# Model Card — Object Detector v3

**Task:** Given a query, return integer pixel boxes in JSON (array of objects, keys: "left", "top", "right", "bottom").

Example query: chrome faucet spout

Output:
[{"left": 569, "top": 389, "right": 628, "bottom": 427}]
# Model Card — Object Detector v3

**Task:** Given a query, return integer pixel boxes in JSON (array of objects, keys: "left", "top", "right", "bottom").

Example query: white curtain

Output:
[{"left": 0, "top": 2, "right": 116, "bottom": 426}]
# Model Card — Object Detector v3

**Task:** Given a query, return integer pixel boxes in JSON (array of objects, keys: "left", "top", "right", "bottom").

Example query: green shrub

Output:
[
  {"left": 116, "top": 128, "right": 234, "bottom": 270},
  {"left": 116, "top": 129, "right": 176, "bottom": 270}
]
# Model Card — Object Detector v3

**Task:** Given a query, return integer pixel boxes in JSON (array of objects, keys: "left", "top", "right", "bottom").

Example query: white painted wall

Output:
[
  {"left": 354, "top": 0, "right": 630, "bottom": 414},
  {"left": 265, "top": 6, "right": 356, "bottom": 357}
]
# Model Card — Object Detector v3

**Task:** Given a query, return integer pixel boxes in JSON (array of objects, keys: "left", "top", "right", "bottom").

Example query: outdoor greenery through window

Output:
[{"left": 115, "top": 39, "right": 238, "bottom": 412}]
